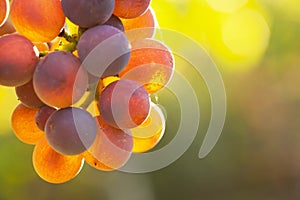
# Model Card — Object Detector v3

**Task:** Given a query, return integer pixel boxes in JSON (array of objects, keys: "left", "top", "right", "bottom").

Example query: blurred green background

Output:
[{"left": 1, "top": 0, "right": 300, "bottom": 199}]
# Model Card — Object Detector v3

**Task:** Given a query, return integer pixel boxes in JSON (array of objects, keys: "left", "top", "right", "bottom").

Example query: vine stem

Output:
[{"left": 79, "top": 82, "right": 98, "bottom": 110}]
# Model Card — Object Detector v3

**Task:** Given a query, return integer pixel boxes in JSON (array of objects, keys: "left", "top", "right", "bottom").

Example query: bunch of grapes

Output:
[{"left": 0, "top": 0, "right": 174, "bottom": 184}]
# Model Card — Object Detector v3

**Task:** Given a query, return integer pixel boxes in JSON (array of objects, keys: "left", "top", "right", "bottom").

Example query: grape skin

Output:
[
  {"left": 103, "top": 14, "right": 125, "bottom": 32},
  {"left": 132, "top": 103, "right": 166, "bottom": 153},
  {"left": 0, "top": 0, "right": 9, "bottom": 27},
  {"left": 35, "top": 106, "right": 56, "bottom": 131},
  {"left": 15, "top": 80, "right": 45, "bottom": 108},
  {"left": 33, "top": 51, "right": 88, "bottom": 108},
  {"left": 0, "top": 34, "right": 38, "bottom": 87},
  {"left": 33, "top": 136, "right": 84, "bottom": 184},
  {"left": 10, "top": 0, "right": 65, "bottom": 42},
  {"left": 11, "top": 104, "right": 44, "bottom": 145},
  {"left": 84, "top": 116, "right": 133, "bottom": 170},
  {"left": 45, "top": 107, "right": 97, "bottom": 156},
  {"left": 61, "top": 0, "right": 115, "bottom": 28},
  {"left": 119, "top": 38, "right": 175, "bottom": 93},
  {"left": 77, "top": 25, "right": 130, "bottom": 78},
  {"left": 114, "top": 0, "right": 151, "bottom": 19},
  {"left": 98, "top": 79, "right": 150, "bottom": 129},
  {"left": 121, "top": 7, "right": 157, "bottom": 41}
]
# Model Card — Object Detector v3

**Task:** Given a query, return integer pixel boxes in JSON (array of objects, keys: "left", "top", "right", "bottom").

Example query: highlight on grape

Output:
[{"left": 0, "top": 0, "right": 226, "bottom": 183}]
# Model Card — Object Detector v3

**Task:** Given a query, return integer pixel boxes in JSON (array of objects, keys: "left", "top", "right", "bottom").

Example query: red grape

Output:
[
  {"left": 98, "top": 79, "right": 150, "bottom": 129},
  {"left": 114, "top": 0, "right": 151, "bottom": 19},
  {"left": 0, "top": 34, "right": 38, "bottom": 87},
  {"left": 15, "top": 80, "right": 44, "bottom": 108},
  {"left": 33, "top": 51, "right": 88, "bottom": 108},
  {"left": 35, "top": 106, "right": 56, "bottom": 131}
]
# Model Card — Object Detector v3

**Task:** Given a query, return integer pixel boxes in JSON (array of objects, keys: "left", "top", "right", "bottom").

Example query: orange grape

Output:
[
  {"left": 132, "top": 103, "right": 166, "bottom": 153},
  {"left": 0, "top": 0, "right": 9, "bottom": 27},
  {"left": 83, "top": 151, "right": 113, "bottom": 172},
  {"left": 11, "top": 104, "right": 44, "bottom": 145},
  {"left": 10, "top": 0, "right": 65, "bottom": 42},
  {"left": 114, "top": 0, "right": 151, "bottom": 19},
  {"left": 121, "top": 7, "right": 157, "bottom": 41},
  {"left": 84, "top": 116, "right": 133, "bottom": 170},
  {"left": 32, "top": 136, "right": 84, "bottom": 184},
  {"left": 119, "top": 38, "right": 175, "bottom": 93},
  {"left": 33, "top": 42, "right": 49, "bottom": 52}
]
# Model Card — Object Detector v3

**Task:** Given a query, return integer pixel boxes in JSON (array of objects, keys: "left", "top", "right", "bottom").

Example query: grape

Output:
[
  {"left": 0, "top": 19, "right": 16, "bottom": 36},
  {"left": 10, "top": 0, "right": 65, "bottom": 42},
  {"left": 114, "top": 0, "right": 151, "bottom": 19},
  {"left": 77, "top": 25, "right": 130, "bottom": 78},
  {"left": 119, "top": 38, "right": 175, "bottom": 93},
  {"left": 61, "top": 0, "right": 115, "bottom": 28},
  {"left": 103, "top": 14, "right": 125, "bottom": 32},
  {"left": 132, "top": 103, "right": 166, "bottom": 153},
  {"left": 35, "top": 106, "right": 56, "bottom": 131},
  {"left": 33, "top": 136, "right": 84, "bottom": 184},
  {"left": 33, "top": 42, "right": 49, "bottom": 52},
  {"left": 84, "top": 116, "right": 133, "bottom": 170},
  {"left": 45, "top": 107, "right": 97, "bottom": 155},
  {"left": 0, "top": 0, "right": 9, "bottom": 27},
  {"left": 83, "top": 151, "right": 113, "bottom": 171},
  {"left": 33, "top": 51, "right": 88, "bottom": 108},
  {"left": 15, "top": 80, "right": 44, "bottom": 108},
  {"left": 98, "top": 79, "right": 150, "bottom": 129},
  {"left": 11, "top": 104, "right": 44, "bottom": 145},
  {"left": 0, "top": 34, "right": 38, "bottom": 87},
  {"left": 121, "top": 7, "right": 157, "bottom": 41}
]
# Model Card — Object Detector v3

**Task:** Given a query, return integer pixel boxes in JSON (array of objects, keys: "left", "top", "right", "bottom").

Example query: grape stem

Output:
[
  {"left": 59, "top": 29, "right": 78, "bottom": 44},
  {"left": 79, "top": 82, "right": 98, "bottom": 109}
]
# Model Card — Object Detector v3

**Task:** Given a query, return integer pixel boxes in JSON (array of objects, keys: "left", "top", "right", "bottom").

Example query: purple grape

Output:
[
  {"left": 45, "top": 107, "right": 97, "bottom": 155},
  {"left": 61, "top": 0, "right": 115, "bottom": 28},
  {"left": 77, "top": 25, "right": 130, "bottom": 78},
  {"left": 103, "top": 15, "right": 125, "bottom": 32}
]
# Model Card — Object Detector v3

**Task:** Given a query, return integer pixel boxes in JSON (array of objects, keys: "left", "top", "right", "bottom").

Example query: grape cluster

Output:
[{"left": 0, "top": 0, "right": 174, "bottom": 184}]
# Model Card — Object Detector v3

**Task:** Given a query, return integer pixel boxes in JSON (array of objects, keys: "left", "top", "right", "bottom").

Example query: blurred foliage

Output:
[{"left": 1, "top": 0, "right": 300, "bottom": 199}]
